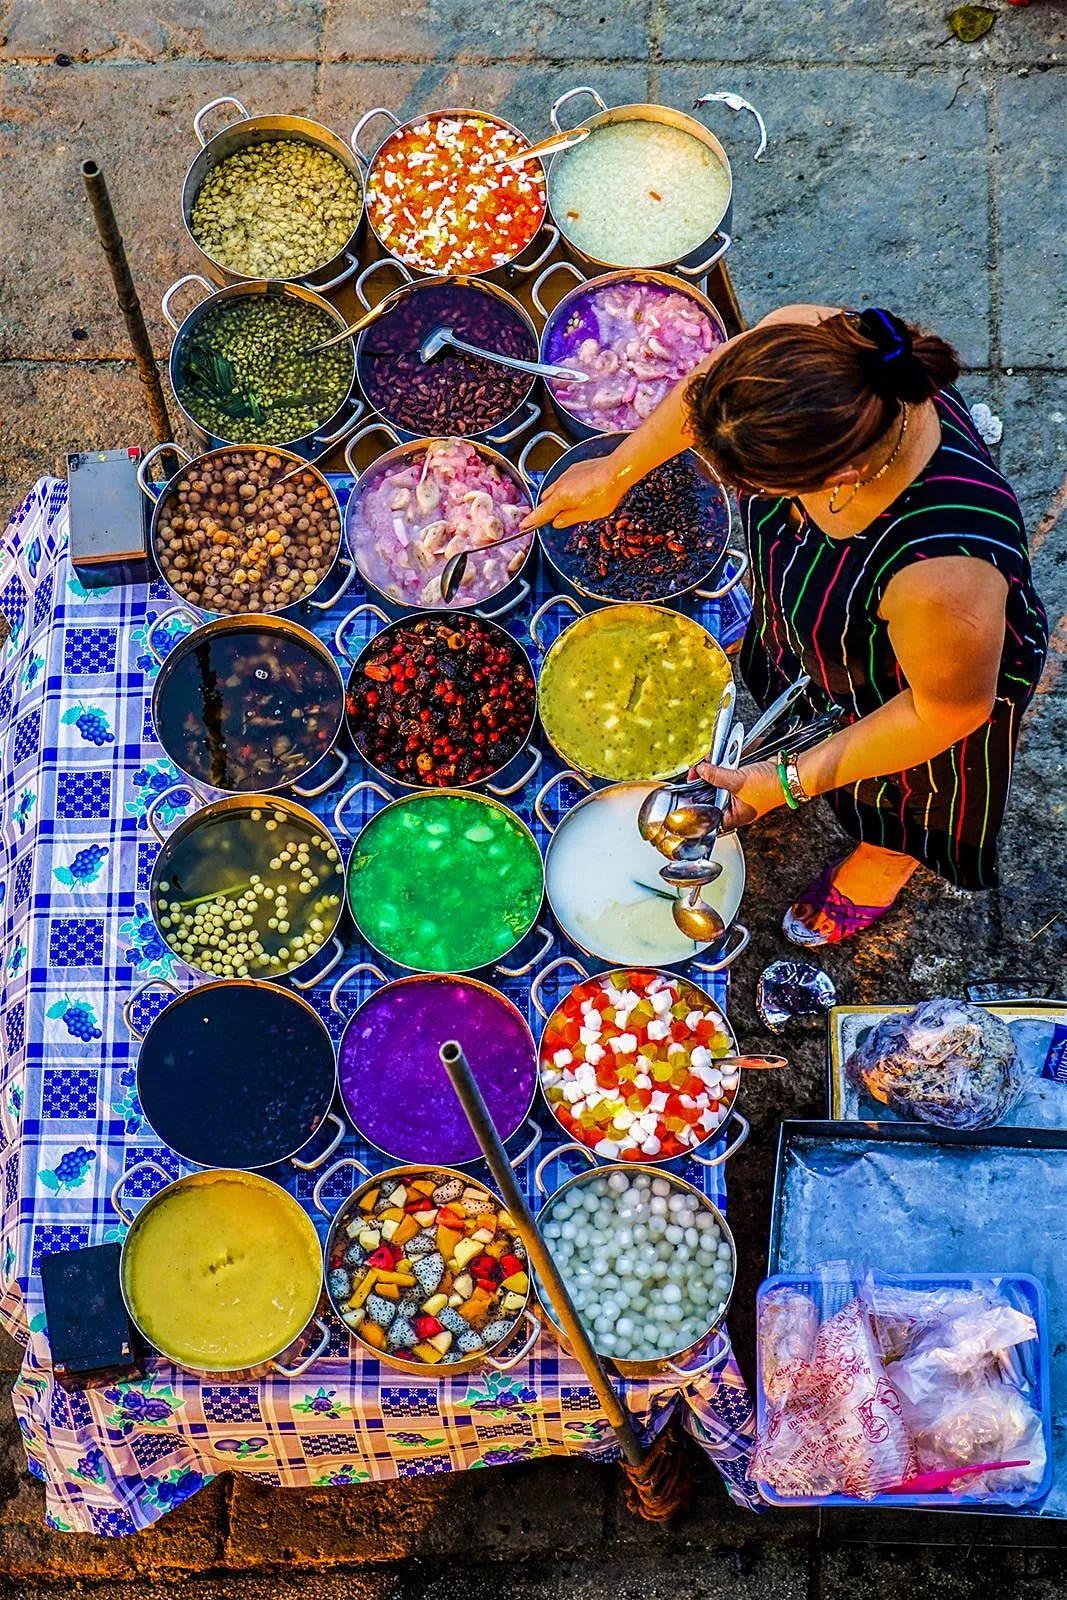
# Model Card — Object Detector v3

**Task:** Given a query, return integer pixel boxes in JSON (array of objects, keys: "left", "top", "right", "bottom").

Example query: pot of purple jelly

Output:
[{"left": 328, "top": 964, "right": 540, "bottom": 1168}]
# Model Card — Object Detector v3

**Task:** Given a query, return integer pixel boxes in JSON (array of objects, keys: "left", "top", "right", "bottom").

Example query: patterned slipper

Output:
[{"left": 782, "top": 862, "right": 898, "bottom": 947}]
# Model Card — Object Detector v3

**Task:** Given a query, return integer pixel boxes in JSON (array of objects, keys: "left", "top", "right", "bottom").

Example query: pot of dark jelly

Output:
[
  {"left": 122, "top": 977, "right": 344, "bottom": 1172},
  {"left": 531, "top": 430, "right": 747, "bottom": 608},
  {"left": 355, "top": 272, "right": 540, "bottom": 446},
  {"left": 147, "top": 611, "right": 346, "bottom": 797}
]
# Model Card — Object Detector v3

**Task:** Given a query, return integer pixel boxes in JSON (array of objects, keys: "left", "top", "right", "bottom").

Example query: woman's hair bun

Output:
[{"left": 855, "top": 307, "right": 960, "bottom": 404}]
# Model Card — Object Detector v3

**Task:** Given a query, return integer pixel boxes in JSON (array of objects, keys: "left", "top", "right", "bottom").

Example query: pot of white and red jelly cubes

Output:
[
  {"left": 340, "top": 427, "right": 537, "bottom": 618},
  {"left": 531, "top": 959, "right": 750, "bottom": 1168},
  {"left": 533, "top": 1149, "right": 737, "bottom": 1376},
  {"left": 315, "top": 1159, "right": 540, "bottom": 1372}
]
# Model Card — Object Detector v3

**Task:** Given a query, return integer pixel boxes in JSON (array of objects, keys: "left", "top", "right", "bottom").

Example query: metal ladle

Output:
[
  {"left": 667, "top": 721, "right": 745, "bottom": 944},
  {"left": 417, "top": 325, "right": 590, "bottom": 384},
  {"left": 440, "top": 524, "right": 533, "bottom": 604}
]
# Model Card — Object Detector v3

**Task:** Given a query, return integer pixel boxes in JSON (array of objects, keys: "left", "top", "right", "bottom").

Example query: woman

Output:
[{"left": 524, "top": 306, "right": 1048, "bottom": 945}]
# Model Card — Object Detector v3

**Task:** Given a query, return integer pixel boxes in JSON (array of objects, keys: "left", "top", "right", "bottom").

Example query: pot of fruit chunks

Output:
[{"left": 314, "top": 1159, "right": 539, "bottom": 1372}]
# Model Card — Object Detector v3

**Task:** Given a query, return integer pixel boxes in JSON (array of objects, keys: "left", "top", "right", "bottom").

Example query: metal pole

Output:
[
  {"left": 80, "top": 158, "right": 175, "bottom": 453},
  {"left": 439, "top": 1039, "right": 647, "bottom": 1468}
]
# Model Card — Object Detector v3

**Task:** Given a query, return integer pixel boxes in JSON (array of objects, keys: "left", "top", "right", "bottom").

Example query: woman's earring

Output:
[{"left": 827, "top": 480, "right": 857, "bottom": 514}]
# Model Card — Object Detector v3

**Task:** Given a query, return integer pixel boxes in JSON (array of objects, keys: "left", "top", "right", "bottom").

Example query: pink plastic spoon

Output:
[{"left": 883, "top": 1459, "right": 1030, "bottom": 1494}]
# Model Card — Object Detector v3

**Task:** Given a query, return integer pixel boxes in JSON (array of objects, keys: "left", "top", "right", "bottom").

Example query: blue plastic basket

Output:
[{"left": 754, "top": 1271, "right": 1053, "bottom": 1510}]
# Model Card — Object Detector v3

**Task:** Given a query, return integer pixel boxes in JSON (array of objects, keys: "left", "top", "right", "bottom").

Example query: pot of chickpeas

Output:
[{"left": 136, "top": 441, "right": 348, "bottom": 618}]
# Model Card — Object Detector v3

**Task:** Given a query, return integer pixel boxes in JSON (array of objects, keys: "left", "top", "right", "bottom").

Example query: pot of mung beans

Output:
[
  {"left": 145, "top": 786, "right": 346, "bottom": 983},
  {"left": 162, "top": 274, "right": 363, "bottom": 458},
  {"left": 350, "top": 259, "right": 541, "bottom": 447},
  {"left": 543, "top": 86, "right": 766, "bottom": 278},
  {"left": 182, "top": 96, "right": 365, "bottom": 291},
  {"left": 136, "top": 441, "right": 353, "bottom": 619}
]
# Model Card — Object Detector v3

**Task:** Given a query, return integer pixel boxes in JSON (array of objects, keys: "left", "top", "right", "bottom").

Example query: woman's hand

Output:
[
  {"left": 520, "top": 456, "right": 630, "bottom": 531},
  {"left": 688, "top": 758, "right": 786, "bottom": 831}
]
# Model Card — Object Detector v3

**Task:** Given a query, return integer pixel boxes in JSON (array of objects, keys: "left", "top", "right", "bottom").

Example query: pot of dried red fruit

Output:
[
  {"left": 335, "top": 603, "right": 540, "bottom": 795},
  {"left": 524, "top": 430, "right": 747, "bottom": 609},
  {"left": 136, "top": 441, "right": 353, "bottom": 619},
  {"left": 352, "top": 260, "right": 541, "bottom": 447},
  {"left": 314, "top": 1157, "right": 540, "bottom": 1372}
]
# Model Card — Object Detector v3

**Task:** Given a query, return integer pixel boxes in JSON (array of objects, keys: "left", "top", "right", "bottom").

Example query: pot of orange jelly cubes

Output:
[
  {"left": 534, "top": 961, "right": 749, "bottom": 1167},
  {"left": 314, "top": 1159, "right": 539, "bottom": 1373}
]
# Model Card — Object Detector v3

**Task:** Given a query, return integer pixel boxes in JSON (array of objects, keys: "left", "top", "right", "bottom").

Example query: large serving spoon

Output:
[
  {"left": 417, "top": 325, "right": 590, "bottom": 383},
  {"left": 298, "top": 298, "right": 390, "bottom": 357},
  {"left": 440, "top": 523, "right": 533, "bottom": 603},
  {"left": 490, "top": 126, "right": 591, "bottom": 168}
]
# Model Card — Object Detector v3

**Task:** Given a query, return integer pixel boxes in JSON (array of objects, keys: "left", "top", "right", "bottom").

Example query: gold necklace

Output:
[{"left": 827, "top": 404, "right": 909, "bottom": 514}]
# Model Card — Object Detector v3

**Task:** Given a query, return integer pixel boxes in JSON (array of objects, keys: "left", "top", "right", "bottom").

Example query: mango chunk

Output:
[{"left": 412, "top": 1340, "right": 446, "bottom": 1364}]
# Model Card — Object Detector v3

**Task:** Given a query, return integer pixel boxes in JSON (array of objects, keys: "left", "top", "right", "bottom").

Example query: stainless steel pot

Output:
[
  {"left": 182, "top": 97, "right": 364, "bottom": 291},
  {"left": 161, "top": 273, "right": 364, "bottom": 459},
  {"left": 351, "top": 105, "right": 559, "bottom": 282},
  {"left": 144, "top": 610, "right": 347, "bottom": 799},
  {"left": 351, "top": 259, "right": 541, "bottom": 448},
  {"left": 326, "top": 962, "right": 540, "bottom": 1168},
  {"left": 533, "top": 770, "right": 750, "bottom": 974},
  {"left": 144, "top": 785, "right": 347, "bottom": 983},
  {"left": 112, "top": 1160, "right": 329, "bottom": 1378},
  {"left": 533, "top": 1146, "right": 737, "bottom": 1379},
  {"left": 340, "top": 422, "right": 537, "bottom": 622},
  {"left": 544, "top": 86, "right": 766, "bottom": 279},
  {"left": 313, "top": 1156, "right": 540, "bottom": 1374},
  {"left": 136, "top": 440, "right": 357, "bottom": 621},
  {"left": 332, "top": 601, "right": 540, "bottom": 798},
  {"left": 519, "top": 429, "right": 748, "bottom": 610},
  {"left": 530, "top": 955, "right": 760, "bottom": 1168},
  {"left": 531, "top": 260, "right": 729, "bottom": 440}
]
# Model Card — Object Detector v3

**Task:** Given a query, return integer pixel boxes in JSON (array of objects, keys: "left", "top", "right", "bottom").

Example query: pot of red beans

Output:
[
  {"left": 532, "top": 262, "right": 726, "bottom": 439},
  {"left": 352, "top": 106, "right": 553, "bottom": 279},
  {"left": 335, "top": 603, "right": 539, "bottom": 795},
  {"left": 527, "top": 430, "right": 747, "bottom": 608},
  {"left": 353, "top": 263, "right": 541, "bottom": 446}
]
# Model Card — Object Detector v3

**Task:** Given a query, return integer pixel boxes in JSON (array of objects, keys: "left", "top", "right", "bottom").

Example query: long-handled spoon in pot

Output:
[
  {"left": 417, "top": 325, "right": 590, "bottom": 385},
  {"left": 490, "top": 126, "right": 591, "bottom": 168},
  {"left": 297, "top": 297, "right": 391, "bottom": 357},
  {"left": 439, "top": 524, "right": 534, "bottom": 603}
]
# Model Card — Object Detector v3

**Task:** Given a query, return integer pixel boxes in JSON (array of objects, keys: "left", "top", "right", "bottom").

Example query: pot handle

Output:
[
  {"left": 313, "top": 1156, "right": 374, "bottom": 1218},
  {"left": 333, "top": 776, "right": 393, "bottom": 839},
  {"left": 534, "top": 1139, "right": 596, "bottom": 1197},
  {"left": 517, "top": 428, "right": 568, "bottom": 483},
  {"left": 485, "top": 745, "right": 542, "bottom": 799},
  {"left": 485, "top": 1309, "right": 541, "bottom": 1371},
  {"left": 475, "top": 578, "right": 531, "bottom": 623},
  {"left": 270, "top": 1316, "right": 331, "bottom": 1378},
  {"left": 145, "top": 780, "right": 202, "bottom": 845},
  {"left": 328, "top": 959, "right": 386, "bottom": 1014},
  {"left": 290, "top": 1110, "right": 346, "bottom": 1172},
  {"left": 136, "top": 441, "right": 191, "bottom": 504},
  {"left": 353, "top": 255, "right": 412, "bottom": 310},
  {"left": 333, "top": 600, "right": 390, "bottom": 663},
  {"left": 350, "top": 106, "right": 403, "bottom": 165},
  {"left": 306, "top": 556, "right": 358, "bottom": 614},
  {"left": 693, "top": 91, "right": 768, "bottom": 161},
  {"left": 495, "top": 922, "right": 553, "bottom": 979},
  {"left": 343, "top": 418, "right": 401, "bottom": 479},
  {"left": 550, "top": 86, "right": 607, "bottom": 134},
  {"left": 110, "top": 1159, "right": 172, "bottom": 1227},
  {"left": 121, "top": 976, "right": 181, "bottom": 1041},
  {"left": 530, "top": 259, "right": 584, "bottom": 321},
  {"left": 533, "top": 768, "right": 592, "bottom": 834},
  {"left": 508, "top": 1120, "right": 542, "bottom": 1171},
  {"left": 505, "top": 224, "right": 561, "bottom": 278},
  {"left": 665, "top": 1328, "right": 731, "bottom": 1381},
  {"left": 484, "top": 399, "right": 540, "bottom": 448},
  {"left": 693, "top": 921, "right": 750, "bottom": 976},
  {"left": 291, "top": 933, "right": 345, "bottom": 992},
  {"left": 311, "top": 396, "right": 366, "bottom": 450},
  {"left": 291, "top": 747, "right": 349, "bottom": 800},
  {"left": 673, "top": 230, "right": 733, "bottom": 280},
  {"left": 145, "top": 605, "right": 198, "bottom": 664},
  {"left": 309, "top": 250, "right": 361, "bottom": 295},
  {"left": 695, "top": 546, "right": 749, "bottom": 602},
  {"left": 529, "top": 953, "right": 589, "bottom": 1020},
  {"left": 529, "top": 592, "right": 583, "bottom": 650},
  {"left": 193, "top": 95, "right": 251, "bottom": 147},
  {"left": 160, "top": 273, "right": 215, "bottom": 332},
  {"left": 690, "top": 1108, "right": 750, "bottom": 1169}
]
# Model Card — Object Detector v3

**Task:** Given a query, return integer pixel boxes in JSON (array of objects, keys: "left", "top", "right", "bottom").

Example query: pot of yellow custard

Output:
[{"left": 114, "top": 1162, "right": 328, "bottom": 1375}]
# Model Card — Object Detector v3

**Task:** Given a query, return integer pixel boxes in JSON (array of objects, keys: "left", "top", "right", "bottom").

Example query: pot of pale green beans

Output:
[{"left": 163, "top": 275, "right": 362, "bottom": 456}]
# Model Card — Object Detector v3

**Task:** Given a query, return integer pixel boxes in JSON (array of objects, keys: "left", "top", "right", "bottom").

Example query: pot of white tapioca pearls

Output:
[{"left": 532, "top": 1147, "right": 737, "bottom": 1379}]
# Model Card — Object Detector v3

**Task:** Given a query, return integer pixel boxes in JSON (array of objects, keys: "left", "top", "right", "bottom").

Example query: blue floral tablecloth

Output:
[{"left": 0, "top": 476, "right": 760, "bottom": 1535}]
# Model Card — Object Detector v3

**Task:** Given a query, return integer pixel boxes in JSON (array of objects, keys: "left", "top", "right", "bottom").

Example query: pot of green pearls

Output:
[{"left": 146, "top": 788, "right": 346, "bottom": 982}]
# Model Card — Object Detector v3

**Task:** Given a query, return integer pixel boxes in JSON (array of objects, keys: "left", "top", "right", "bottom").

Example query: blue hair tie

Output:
[{"left": 857, "top": 307, "right": 912, "bottom": 366}]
